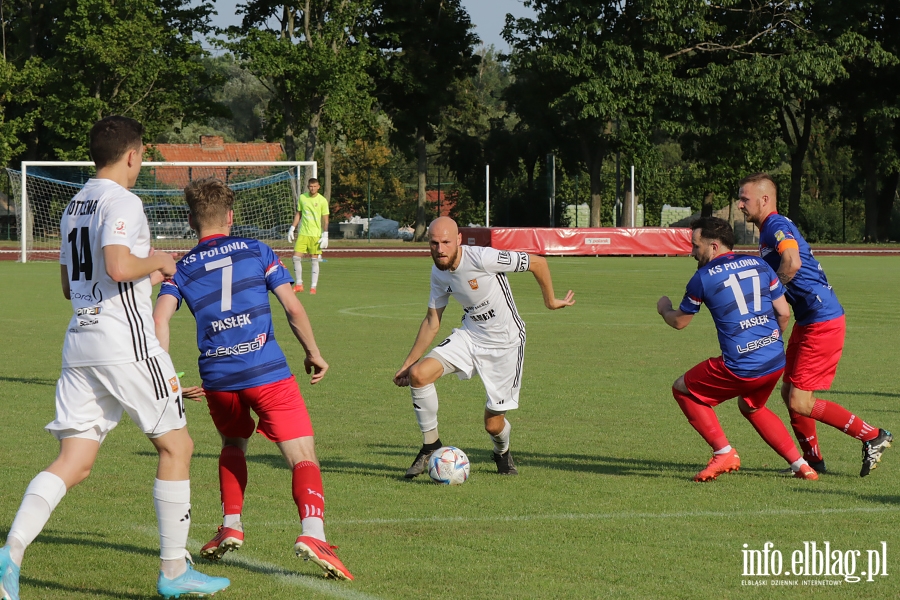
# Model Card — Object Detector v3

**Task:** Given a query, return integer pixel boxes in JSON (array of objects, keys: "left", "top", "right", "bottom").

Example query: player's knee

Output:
[
  {"left": 159, "top": 433, "right": 194, "bottom": 463},
  {"left": 484, "top": 421, "right": 502, "bottom": 436},
  {"left": 77, "top": 465, "right": 94, "bottom": 484},
  {"left": 408, "top": 363, "right": 437, "bottom": 388}
]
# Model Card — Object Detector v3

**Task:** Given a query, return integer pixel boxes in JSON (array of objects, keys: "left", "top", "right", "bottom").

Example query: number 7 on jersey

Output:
[{"left": 205, "top": 257, "right": 233, "bottom": 312}]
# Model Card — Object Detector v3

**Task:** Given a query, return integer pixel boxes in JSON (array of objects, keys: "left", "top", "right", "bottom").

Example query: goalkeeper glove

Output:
[
  {"left": 287, "top": 225, "right": 295, "bottom": 243},
  {"left": 318, "top": 231, "right": 329, "bottom": 250}
]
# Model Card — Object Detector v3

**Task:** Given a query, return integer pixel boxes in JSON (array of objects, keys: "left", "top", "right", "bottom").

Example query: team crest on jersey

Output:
[
  {"left": 168, "top": 376, "right": 180, "bottom": 393},
  {"left": 446, "top": 286, "right": 452, "bottom": 293},
  {"left": 114, "top": 218, "right": 127, "bottom": 237},
  {"left": 468, "top": 278, "right": 479, "bottom": 290}
]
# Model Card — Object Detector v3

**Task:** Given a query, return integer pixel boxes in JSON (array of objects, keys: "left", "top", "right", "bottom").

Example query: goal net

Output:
[{"left": 5, "top": 161, "right": 316, "bottom": 262}]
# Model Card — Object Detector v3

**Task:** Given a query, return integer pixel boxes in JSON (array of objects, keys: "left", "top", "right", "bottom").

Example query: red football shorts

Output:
[
  {"left": 204, "top": 375, "right": 314, "bottom": 442},
  {"left": 784, "top": 315, "right": 845, "bottom": 392},
  {"left": 684, "top": 356, "right": 784, "bottom": 410}
]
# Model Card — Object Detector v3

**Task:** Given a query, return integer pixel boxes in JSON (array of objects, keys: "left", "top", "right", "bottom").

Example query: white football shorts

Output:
[
  {"left": 47, "top": 353, "right": 186, "bottom": 442},
  {"left": 427, "top": 328, "right": 525, "bottom": 412}
]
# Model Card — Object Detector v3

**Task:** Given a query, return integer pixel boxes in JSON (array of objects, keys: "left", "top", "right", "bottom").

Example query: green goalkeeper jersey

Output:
[{"left": 297, "top": 193, "right": 329, "bottom": 237}]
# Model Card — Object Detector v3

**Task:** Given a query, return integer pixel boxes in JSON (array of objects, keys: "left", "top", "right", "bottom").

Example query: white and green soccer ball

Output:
[{"left": 428, "top": 446, "right": 470, "bottom": 485}]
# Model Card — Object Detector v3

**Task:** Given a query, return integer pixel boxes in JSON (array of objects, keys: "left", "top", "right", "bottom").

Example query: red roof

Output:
[
  {"left": 150, "top": 136, "right": 284, "bottom": 162},
  {"left": 147, "top": 136, "right": 286, "bottom": 187}
]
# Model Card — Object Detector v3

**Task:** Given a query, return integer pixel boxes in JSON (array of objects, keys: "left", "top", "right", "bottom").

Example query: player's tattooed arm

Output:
[
  {"left": 777, "top": 245, "right": 801, "bottom": 285},
  {"left": 527, "top": 255, "right": 575, "bottom": 310},
  {"left": 657, "top": 296, "right": 693, "bottom": 330}
]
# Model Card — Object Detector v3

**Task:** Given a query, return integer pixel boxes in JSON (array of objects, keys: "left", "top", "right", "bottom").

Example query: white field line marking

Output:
[
  {"left": 130, "top": 526, "right": 382, "bottom": 600},
  {"left": 194, "top": 505, "right": 899, "bottom": 529},
  {"left": 221, "top": 554, "right": 382, "bottom": 600},
  {"left": 338, "top": 303, "right": 421, "bottom": 319}
]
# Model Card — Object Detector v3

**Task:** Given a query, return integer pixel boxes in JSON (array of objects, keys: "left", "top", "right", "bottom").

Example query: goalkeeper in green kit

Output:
[{"left": 287, "top": 178, "right": 329, "bottom": 295}]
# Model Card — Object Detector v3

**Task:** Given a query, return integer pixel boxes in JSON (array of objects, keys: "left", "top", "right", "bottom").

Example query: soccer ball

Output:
[{"left": 427, "top": 446, "right": 470, "bottom": 485}]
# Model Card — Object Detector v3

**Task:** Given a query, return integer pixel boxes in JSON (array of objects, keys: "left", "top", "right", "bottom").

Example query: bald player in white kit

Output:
[{"left": 393, "top": 217, "right": 575, "bottom": 476}]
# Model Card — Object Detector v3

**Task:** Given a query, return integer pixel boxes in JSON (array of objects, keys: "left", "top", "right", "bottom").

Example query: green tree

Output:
[
  {"left": 504, "top": 1, "right": 807, "bottom": 227},
  {"left": 2, "top": 0, "right": 221, "bottom": 162},
  {"left": 818, "top": 0, "right": 900, "bottom": 241},
  {"left": 224, "top": 1, "right": 376, "bottom": 163},
  {"left": 369, "top": 0, "right": 480, "bottom": 240}
]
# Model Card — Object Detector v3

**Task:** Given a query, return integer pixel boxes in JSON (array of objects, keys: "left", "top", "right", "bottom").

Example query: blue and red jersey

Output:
[
  {"left": 158, "top": 235, "right": 294, "bottom": 391},
  {"left": 679, "top": 253, "right": 786, "bottom": 378},
  {"left": 758, "top": 213, "right": 843, "bottom": 326}
]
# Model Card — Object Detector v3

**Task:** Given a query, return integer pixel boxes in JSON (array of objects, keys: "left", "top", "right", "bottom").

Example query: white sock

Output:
[
  {"left": 7, "top": 471, "right": 67, "bottom": 565},
  {"left": 490, "top": 419, "right": 511, "bottom": 454},
  {"left": 154, "top": 479, "right": 191, "bottom": 578},
  {"left": 790, "top": 458, "right": 809, "bottom": 472},
  {"left": 411, "top": 384, "right": 439, "bottom": 437},
  {"left": 301, "top": 517, "right": 326, "bottom": 542},
  {"left": 223, "top": 514, "right": 241, "bottom": 529},
  {"left": 714, "top": 445, "right": 733, "bottom": 455},
  {"left": 292, "top": 256, "right": 303, "bottom": 286},
  {"left": 311, "top": 257, "right": 320, "bottom": 289}
]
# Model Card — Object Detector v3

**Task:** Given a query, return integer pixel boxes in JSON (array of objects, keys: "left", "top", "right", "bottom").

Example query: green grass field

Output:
[{"left": 1, "top": 255, "right": 898, "bottom": 599}]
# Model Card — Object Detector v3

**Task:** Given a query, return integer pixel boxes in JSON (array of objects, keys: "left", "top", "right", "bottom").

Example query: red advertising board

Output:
[{"left": 458, "top": 227, "right": 692, "bottom": 256}]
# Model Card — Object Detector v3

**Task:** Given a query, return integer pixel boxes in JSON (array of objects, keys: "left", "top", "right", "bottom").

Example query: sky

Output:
[{"left": 197, "top": 0, "right": 535, "bottom": 53}]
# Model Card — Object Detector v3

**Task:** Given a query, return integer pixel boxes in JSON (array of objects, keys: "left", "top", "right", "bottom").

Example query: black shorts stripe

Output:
[
  {"left": 146, "top": 356, "right": 167, "bottom": 401},
  {"left": 514, "top": 343, "right": 524, "bottom": 388}
]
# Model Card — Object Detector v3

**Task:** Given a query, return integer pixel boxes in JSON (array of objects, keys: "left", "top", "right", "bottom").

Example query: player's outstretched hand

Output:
[
  {"left": 305, "top": 354, "right": 329, "bottom": 384},
  {"left": 393, "top": 367, "right": 411, "bottom": 387},
  {"left": 657, "top": 295, "right": 673, "bottom": 316},
  {"left": 546, "top": 289, "right": 575, "bottom": 310},
  {"left": 182, "top": 385, "right": 206, "bottom": 402}
]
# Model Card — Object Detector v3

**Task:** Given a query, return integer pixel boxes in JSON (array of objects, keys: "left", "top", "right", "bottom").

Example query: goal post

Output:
[{"left": 7, "top": 161, "right": 317, "bottom": 262}]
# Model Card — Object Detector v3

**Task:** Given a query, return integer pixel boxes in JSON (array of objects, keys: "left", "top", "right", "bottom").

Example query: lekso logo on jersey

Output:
[
  {"left": 205, "top": 333, "right": 267, "bottom": 357},
  {"left": 741, "top": 541, "right": 888, "bottom": 585},
  {"left": 736, "top": 329, "right": 780, "bottom": 354}
]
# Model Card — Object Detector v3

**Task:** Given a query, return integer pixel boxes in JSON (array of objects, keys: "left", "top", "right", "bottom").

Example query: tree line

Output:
[{"left": 1, "top": 0, "right": 898, "bottom": 242}]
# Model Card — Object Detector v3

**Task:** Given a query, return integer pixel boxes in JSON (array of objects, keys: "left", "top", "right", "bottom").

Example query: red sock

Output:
[
  {"left": 292, "top": 461, "right": 325, "bottom": 520},
  {"left": 742, "top": 407, "right": 801, "bottom": 464},
  {"left": 672, "top": 387, "right": 729, "bottom": 451},
  {"left": 811, "top": 399, "right": 878, "bottom": 441},
  {"left": 788, "top": 410, "right": 822, "bottom": 462},
  {"left": 219, "top": 445, "right": 248, "bottom": 516}
]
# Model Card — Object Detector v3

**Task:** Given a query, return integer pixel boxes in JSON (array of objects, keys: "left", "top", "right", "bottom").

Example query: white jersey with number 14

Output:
[
  {"left": 59, "top": 178, "right": 163, "bottom": 367},
  {"left": 428, "top": 245, "right": 530, "bottom": 349}
]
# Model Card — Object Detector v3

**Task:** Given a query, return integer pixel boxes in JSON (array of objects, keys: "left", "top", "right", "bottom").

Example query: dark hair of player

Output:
[
  {"left": 691, "top": 216, "right": 735, "bottom": 250},
  {"left": 308, "top": 178, "right": 319, "bottom": 185},
  {"left": 89, "top": 116, "right": 144, "bottom": 169},
  {"left": 184, "top": 177, "right": 234, "bottom": 229},
  {"left": 738, "top": 172, "right": 779, "bottom": 198}
]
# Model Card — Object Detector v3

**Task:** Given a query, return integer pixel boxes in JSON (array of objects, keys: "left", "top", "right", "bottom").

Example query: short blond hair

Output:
[
  {"left": 739, "top": 173, "right": 778, "bottom": 198},
  {"left": 184, "top": 178, "right": 234, "bottom": 229}
]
